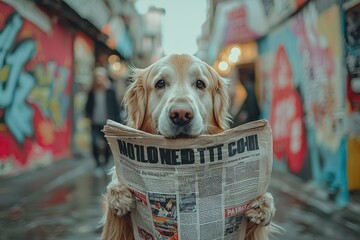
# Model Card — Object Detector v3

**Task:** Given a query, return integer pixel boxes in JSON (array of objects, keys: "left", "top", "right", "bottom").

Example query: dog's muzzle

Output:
[
  {"left": 164, "top": 105, "right": 196, "bottom": 137},
  {"left": 169, "top": 107, "right": 193, "bottom": 126}
]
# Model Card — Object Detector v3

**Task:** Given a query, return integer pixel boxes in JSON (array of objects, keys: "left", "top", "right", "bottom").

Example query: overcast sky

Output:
[{"left": 135, "top": 0, "right": 208, "bottom": 55}]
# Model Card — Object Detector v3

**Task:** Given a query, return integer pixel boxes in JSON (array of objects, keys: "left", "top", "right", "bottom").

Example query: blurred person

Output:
[
  {"left": 85, "top": 67, "right": 120, "bottom": 172},
  {"left": 232, "top": 69, "right": 260, "bottom": 126},
  {"left": 229, "top": 77, "right": 247, "bottom": 125}
]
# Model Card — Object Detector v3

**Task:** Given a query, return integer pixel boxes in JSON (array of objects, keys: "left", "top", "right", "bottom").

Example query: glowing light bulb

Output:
[
  {"left": 230, "top": 47, "right": 241, "bottom": 56},
  {"left": 112, "top": 62, "right": 122, "bottom": 71},
  {"left": 218, "top": 61, "right": 229, "bottom": 72}
]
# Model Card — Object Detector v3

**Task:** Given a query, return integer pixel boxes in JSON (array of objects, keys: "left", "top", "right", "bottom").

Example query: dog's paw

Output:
[
  {"left": 245, "top": 192, "right": 275, "bottom": 226},
  {"left": 106, "top": 180, "right": 135, "bottom": 217}
]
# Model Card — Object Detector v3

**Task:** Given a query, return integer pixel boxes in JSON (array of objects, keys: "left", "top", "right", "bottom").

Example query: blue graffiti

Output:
[
  {"left": 31, "top": 61, "right": 70, "bottom": 128},
  {"left": 0, "top": 14, "right": 36, "bottom": 144},
  {"left": 54, "top": 66, "right": 70, "bottom": 127}
]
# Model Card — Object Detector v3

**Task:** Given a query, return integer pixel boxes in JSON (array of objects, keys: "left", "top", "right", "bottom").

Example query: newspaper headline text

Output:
[{"left": 117, "top": 134, "right": 259, "bottom": 165}]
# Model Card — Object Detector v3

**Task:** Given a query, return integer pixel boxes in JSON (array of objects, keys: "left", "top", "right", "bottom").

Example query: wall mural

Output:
[
  {"left": 269, "top": 45, "right": 307, "bottom": 173},
  {"left": 259, "top": 0, "right": 348, "bottom": 205},
  {"left": 0, "top": 3, "right": 73, "bottom": 175},
  {"left": 344, "top": 2, "right": 360, "bottom": 191},
  {"left": 72, "top": 32, "right": 94, "bottom": 155}
]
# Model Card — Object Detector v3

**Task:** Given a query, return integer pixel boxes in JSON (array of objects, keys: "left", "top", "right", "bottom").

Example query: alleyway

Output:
[
  {"left": 0, "top": 158, "right": 359, "bottom": 240},
  {"left": 1, "top": 1, "right": 360, "bottom": 239}
]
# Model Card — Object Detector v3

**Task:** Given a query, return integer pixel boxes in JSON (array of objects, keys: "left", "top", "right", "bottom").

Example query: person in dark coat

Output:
[
  {"left": 232, "top": 70, "right": 260, "bottom": 127},
  {"left": 85, "top": 67, "right": 120, "bottom": 169}
]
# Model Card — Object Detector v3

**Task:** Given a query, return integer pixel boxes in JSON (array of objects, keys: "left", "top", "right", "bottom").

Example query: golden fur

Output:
[{"left": 101, "top": 54, "right": 279, "bottom": 240}]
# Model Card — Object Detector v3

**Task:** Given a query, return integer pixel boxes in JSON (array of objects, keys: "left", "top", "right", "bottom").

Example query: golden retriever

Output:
[{"left": 101, "top": 54, "right": 278, "bottom": 240}]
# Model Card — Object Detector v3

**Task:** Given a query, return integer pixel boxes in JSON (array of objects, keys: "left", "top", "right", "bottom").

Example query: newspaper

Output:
[{"left": 103, "top": 119, "right": 273, "bottom": 240}]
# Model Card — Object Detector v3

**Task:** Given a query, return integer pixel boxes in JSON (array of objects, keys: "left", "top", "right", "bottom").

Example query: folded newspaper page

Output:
[{"left": 103, "top": 120, "right": 273, "bottom": 240}]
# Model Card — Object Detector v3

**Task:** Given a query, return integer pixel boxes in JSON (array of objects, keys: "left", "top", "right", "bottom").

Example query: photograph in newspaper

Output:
[
  {"left": 132, "top": 190, "right": 149, "bottom": 207},
  {"left": 179, "top": 193, "right": 197, "bottom": 213},
  {"left": 224, "top": 215, "right": 243, "bottom": 236},
  {"left": 130, "top": 189, "right": 155, "bottom": 239},
  {"left": 224, "top": 204, "right": 248, "bottom": 238},
  {"left": 148, "top": 193, "right": 178, "bottom": 239}
]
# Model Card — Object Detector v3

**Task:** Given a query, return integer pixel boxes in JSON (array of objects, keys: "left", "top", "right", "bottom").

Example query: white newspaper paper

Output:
[{"left": 103, "top": 119, "right": 273, "bottom": 240}]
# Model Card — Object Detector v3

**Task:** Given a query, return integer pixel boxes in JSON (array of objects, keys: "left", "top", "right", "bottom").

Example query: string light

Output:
[{"left": 218, "top": 61, "right": 229, "bottom": 71}]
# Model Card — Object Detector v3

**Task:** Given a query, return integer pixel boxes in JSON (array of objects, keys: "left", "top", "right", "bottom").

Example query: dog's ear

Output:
[
  {"left": 123, "top": 68, "right": 146, "bottom": 129},
  {"left": 206, "top": 65, "right": 232, "bottom": 130}
]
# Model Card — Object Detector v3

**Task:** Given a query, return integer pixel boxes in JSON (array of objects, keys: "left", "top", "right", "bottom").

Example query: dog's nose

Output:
[{"left": 169, "top": 108, "right": 193, "bottom": 126}]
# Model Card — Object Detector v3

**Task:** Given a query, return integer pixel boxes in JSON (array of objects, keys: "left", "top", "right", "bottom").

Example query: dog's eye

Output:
[
  {"left": 196, "top": 80, "right": 206, "bottom": 89},
  {"left": 155, "top": 79, "right": 165, "bottom": 89}
]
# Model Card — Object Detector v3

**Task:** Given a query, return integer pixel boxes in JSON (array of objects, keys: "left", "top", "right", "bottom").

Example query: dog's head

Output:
[{"left": 123, "top": 54, "right": 231, "bottom": 138}]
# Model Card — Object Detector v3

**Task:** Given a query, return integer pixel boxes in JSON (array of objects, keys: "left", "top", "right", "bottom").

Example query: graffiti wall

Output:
[
  {"left": 0, "top": 3, "right": 73, "bottom": 175},
  {"left": 259, "top": 0, "right": 349, "bottom": 205},
  {"left": 344, "top": 2, "right": 360, "bottom": 191},
  {"left": 72, "top": 32, "right": 94, "bottom": 155}
]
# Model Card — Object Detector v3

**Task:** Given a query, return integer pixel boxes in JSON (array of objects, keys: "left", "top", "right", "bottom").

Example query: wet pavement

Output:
[
  {"left": 269, "top": 186, "right": 359, "bottom": 240},
  {"left": 0, "top": 158, "right": 109, "bottom": 240},
  {"left": 0, "top": 158, "right": 359, "bottom": 240}
]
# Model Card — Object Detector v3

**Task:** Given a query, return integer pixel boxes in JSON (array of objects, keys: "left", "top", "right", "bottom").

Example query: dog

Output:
[{"left": 101, "top": 54, "right": 278, "bottom": 240}]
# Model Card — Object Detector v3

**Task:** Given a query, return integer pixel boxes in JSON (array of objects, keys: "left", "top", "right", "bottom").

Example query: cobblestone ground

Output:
[{"left": 0, "top": 159, "right": 359, "bottom": 240}]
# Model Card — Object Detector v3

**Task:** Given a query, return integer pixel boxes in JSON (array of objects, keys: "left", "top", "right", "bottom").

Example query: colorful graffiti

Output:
[
  {"left": 261, "top": 0, "right": 309, "bottom": 27},
  {"left": 0, "top": 14, "right": 36, "bottom": 144},
  {"left": 292, "top": 3, "right": 343, "bottom": 151},
  {"left": 270, "top": 46, "right": 307, "bottom": 173},
  {"left": 72, "top": 32, "right": 94, "bottom": 154},
  {"left": 344, "top": 3, "right": 360, "bottom": 191},
  {"left": 30, "top": 62, "right": 70, "bottom": 128},
  {"left": 0, "top": 3, "right": 73, "bottom": 175},
  {"left": 259, "top": 0, "right": 348, "bottom": 205}
]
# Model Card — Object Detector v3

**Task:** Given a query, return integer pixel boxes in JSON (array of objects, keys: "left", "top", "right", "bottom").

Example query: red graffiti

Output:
[
  {"left": 225, "top": 5, "right": 259, "bottom": 44},
  {"left": 0, "top": 3, "right": 73, "bottom": 174},
  {"left": 270, "top": 46, "right": 307, "bottom": 173}
]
